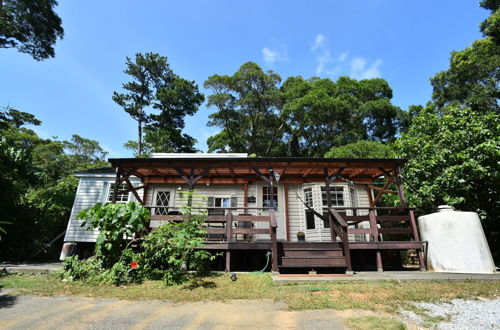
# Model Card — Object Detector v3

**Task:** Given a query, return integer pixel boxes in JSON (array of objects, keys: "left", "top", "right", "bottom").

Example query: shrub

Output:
[
  {"left": 139, "top": 213, "right": 215, "bottom": 285},
  {"left": 77, "top": 201, "right": 150, "bottom": 267},
  {"left": 60, "top": 254, "right": 142, "bottom": 286}
]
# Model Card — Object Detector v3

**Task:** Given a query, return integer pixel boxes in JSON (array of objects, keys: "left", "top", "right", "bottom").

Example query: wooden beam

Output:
[
  {"left": 326, "top": 167, "right": 345, "bottom": 184},
  {"left": 348, "top": 168, "right": 365, "bottom": 178},
  {"left": 370, "top": 177, "right": 394, "bottom": 207},
  {"left": 122, "top": 185, "right": 147, "bottom": 194},
  {"left": 124, "top": 177, "right": 143, "bottom": 205},
  {"left": 367, "top": 185, "right": 398, "bottom": 195},
  {"left": 251, "top": 167, "right": 271, "bottom": 184},
  {"left": 302, "top": 168, "right": 313, "bottom": 177},
  {"left": 395, "top": 166, "right": 408, "bottom": 207}
]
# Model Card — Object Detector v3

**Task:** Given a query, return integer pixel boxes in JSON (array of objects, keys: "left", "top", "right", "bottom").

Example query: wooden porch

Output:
[
  {"left": 108, "top": 156, "right": 427, "bottom": 274},
  {"left": 146, "top": 205, "right": 426, "bottom": 273}
]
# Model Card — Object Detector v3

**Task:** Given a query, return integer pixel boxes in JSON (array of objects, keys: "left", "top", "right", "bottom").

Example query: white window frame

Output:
[
  {"left": 152, "top": 189, "right": 175, "bottom": 215},
  {"left": 106, "top": 182, "right": 131, "bottom": 203},
  {"left": 262, "top": 185, "right": 279, "bottom": 210},
  {"left": 303, "top": 187, "right": 315, "bottom": 230}
]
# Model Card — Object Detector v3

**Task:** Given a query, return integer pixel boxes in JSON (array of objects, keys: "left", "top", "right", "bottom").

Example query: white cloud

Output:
[
  {"left": 311, "top": 34, "right": 381, "bottom": 79},
  {"left": 349, "top": 57, "right": 382, "bottom": 79},
  {"left": 312, "top": 34, "right": 326, "bottom": 51},
  {"left": 316, "top": 50, "right": 332, "bottom": 75},
  {"left": 311, "top": 34, "right": 332, "bottom": 75},
  {"left": 262, "top": 46, "right": 288, "bottom": 65},
  {"left": 338, "top": 52, "right": 349, "bottom": 62}
]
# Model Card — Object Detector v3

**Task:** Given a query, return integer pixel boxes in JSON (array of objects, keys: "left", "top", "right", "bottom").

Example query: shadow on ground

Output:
[
  {"left": 182, "top": 278, "right": 217, "bottom": 290},
  {"left": 0, "top": 286, "right": 17, "bottom": 309}
]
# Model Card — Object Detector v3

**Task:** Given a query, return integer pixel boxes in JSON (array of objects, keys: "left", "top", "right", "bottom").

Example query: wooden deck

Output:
[{"left": 148, "top": 206, "right": 426, "bottom": 273}]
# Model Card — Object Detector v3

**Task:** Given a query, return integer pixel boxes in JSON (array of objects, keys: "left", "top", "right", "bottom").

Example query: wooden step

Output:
[
  {"left": 280, "top": 256, "right": 347, "bottom": 268},
  {"left": 281, "top": 249, "right": 344, "bottom": 257},
  {"left": 281, "top": 242, "right": 342, "bottom": 249}
]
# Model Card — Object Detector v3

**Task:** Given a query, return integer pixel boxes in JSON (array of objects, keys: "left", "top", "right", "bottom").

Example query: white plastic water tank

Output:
[{"left": 418, "top": 205, "right": 496, "bottom": 274}]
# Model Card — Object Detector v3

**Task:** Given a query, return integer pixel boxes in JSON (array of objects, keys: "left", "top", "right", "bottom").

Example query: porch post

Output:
[
  {"left": 111, "top": 167, "right": 121, "bottom": 203},
  {"left": 243, "top": 183, "right": 248, "bottom": 213},
  {"left": 284, "top": 183, "right": 290, "bottom": 241},
  {"left": 394, "top": 166, "right": 408, "bottom": 208},
  {"left": 324, "top": 168, "right": 335, "bottom": 241}
]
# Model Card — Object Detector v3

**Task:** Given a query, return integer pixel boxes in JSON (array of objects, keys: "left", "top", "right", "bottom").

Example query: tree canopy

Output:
[
  {"left": 430, "top": 1, "right": 500, "bottom": 112},
  {"left": 398, "top": 1, "right": 500, "bottom": 260},
  {"left": 0, "top": 0, "right": 64, "bottom": 60},
  {"left": 325, "top": 140, "right": 396, "bottom": 158},
  {"left": 204, "top": 62, "right": 284, "bottom": 156},
  {"left": 0, "top": 107, "right": 108, "bottom": 259},
  {"left": 204, "top": 62, "right": 406, "bottom": 157},
  {"left": 113, "top": 52, "right": 204, "bottom": 156},
  {"left": 282, "top": 76, "right": 406, "bottom": 157}
]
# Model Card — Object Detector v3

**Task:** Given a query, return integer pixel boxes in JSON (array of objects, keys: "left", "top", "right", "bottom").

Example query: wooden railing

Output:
[
  {"left": 326, "top": 206, "right": 424, "bottom": 271},
  {"left": 328, "top": 208, "right": 352, "bottom": 272},
  {"left": 146, "top": 206, "right": 279, "bottom": 271}
]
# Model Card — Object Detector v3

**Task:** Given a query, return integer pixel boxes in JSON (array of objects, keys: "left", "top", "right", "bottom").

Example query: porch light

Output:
[{"left": 274, "top": 171, "right": 281, "bottom": 182}]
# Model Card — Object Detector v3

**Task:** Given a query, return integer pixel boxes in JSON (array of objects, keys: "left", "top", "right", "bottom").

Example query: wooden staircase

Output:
[{"left": 278, "top": 242, "right": 347, "bottom": 269}]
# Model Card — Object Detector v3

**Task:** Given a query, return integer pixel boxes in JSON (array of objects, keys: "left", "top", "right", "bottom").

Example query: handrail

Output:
[
  {"left": 269, "top": 209, "right": 278, "bottom": 228},
  {"left": 146, "top": 206, "right": 275, "bottom": 210},
  {"left": 329, "top": 208, "right": 352, "bottom": 272},
  {"left": 225, "top": 211, "right": 233, "bottom": 242},
  {"left": 269, "top": 209, "right": 278, "bottom": 272},
  {"left": 322, "top": 206, "right": 415, "bottom": 210},
  {"left": 329, "top": 208, "right": 348, "bottom": 228}
]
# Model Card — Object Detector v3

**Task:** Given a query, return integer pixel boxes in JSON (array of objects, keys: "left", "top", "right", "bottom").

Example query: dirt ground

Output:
[{"left": 0, "top": 292, "right": 395, "bottom": 330}]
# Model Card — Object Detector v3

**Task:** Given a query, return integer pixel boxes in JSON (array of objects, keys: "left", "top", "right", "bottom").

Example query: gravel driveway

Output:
[{"left": 401, "top": 298, "right": 500, "bottom": 329}]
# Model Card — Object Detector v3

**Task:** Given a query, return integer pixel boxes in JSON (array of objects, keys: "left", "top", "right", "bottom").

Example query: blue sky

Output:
[{"left": 0, "top": 0, "right": 489, "bottom": 157}]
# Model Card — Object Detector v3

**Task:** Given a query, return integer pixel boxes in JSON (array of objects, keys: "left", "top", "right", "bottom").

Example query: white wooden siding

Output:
[
  {"left": 64, "top": 176, "right": 142, "bottom": 243},
  {"left": 64, "top": 177, "right": 372, "bottom": 244}
]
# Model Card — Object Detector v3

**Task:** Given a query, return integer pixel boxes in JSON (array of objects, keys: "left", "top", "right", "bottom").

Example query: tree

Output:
[
  {"left": 281, "top": 76, "right": 405, "bottom": 157},
  {"left": 113, "top": 53, "right": 204, "bottom": 156},
  {"left": 397, "top": 106, "right": 499, "bottom": 259},
  {"left": 64, "top": 134, "right": 108, "bottom": 169},
  {"left": 430, "top": 2, "right": 500, "bottom": 112},
  {"left": 0, "top": 0, "right": 64, "bottom": 60},
  {"left": 325, "top": 140, "right": 396, "bottom": 158},
  {"left": 204, "top": 62, "right": 285, "bottom": 156},
  {"left": 0, "top": 108, "right": 110, "bottom": 260}
]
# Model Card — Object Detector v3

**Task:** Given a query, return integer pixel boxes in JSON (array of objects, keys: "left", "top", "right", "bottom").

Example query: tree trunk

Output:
[{"left": 138, "top": 120, "right": 142, "bottom": 156}]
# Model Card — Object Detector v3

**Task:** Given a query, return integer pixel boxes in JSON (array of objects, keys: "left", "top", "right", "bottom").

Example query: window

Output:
[
  {"left": 321, "top": 186, "right": 344, "bottom": 207},
  {"left": 207, "top": 197, "right": 237, "bottom": 215},
  {"left": 321, "top": 186, "right": 345, "bottom": 229},
  {"left": 303, "top": 188, "right": 315, "bottom": 229},
  {"left": 154, "top": 191, "right": 171, "bottom": 215},
  {"left": 107, "top": 183, "right": 129, "bottom": 203},
  {"left": 262, "top": 186, "right": 278, "bottom": 210}
]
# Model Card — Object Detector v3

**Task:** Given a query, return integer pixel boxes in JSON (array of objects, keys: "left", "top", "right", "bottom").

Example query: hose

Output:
[{"left": 251, "top": 251, "right": 272, "bottom": 274}]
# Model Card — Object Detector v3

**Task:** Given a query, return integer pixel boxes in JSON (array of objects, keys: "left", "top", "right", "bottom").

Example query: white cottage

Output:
[{"left": 62, "top": 153, "right": 426, "bottom": 273}]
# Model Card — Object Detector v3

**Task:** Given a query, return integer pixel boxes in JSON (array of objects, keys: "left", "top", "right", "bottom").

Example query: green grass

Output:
[
  {"left": 1, "top": 273, "right": 499, "bottom": 314},
  {"left": 346, "top": 316, "right": 406, "bottom": 330}
]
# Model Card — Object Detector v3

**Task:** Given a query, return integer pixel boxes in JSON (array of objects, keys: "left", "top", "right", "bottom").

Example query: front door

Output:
[{"left": 258, "top": 182, "right": 286, "bottom": 240}]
